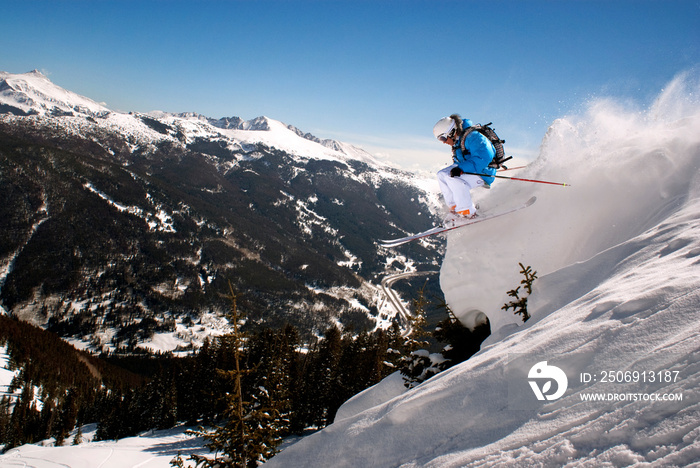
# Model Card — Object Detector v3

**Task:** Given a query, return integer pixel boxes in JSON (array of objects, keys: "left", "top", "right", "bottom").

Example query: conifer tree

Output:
[
  {"left": 55, "top": 388, "right": 79, "bottom": 446},
  {"left": 403, "top": 283, "right": 430, "bottom": 353},
  {"left": 433, "top": 302, "right": 489, "bottom": 368},
  {"left": 383, "top": 320, "right": 404, "bottom": 370},
  {"left": 399, "top": 282, "right": 433, "bottom": 388},
  {"left": 7, "top": 385, "right": 35, "bottom": 447},
  {"left": 245, "top": 330, "right": 291, "bottom": 461},
  {"left": 39, "top": 398, "right": 57, "bottom": 443},
  {"left": 287, "top": 336, "right": 318, "bottom": 434},
  {"left": 72, "top": 424, "right": 83, "bottom": 445},
  {"left": 310, "top": 325, "right": 343, "bottom": 427},
  {"left": 184, "top": 283, "right": 287, "bottom": 467},
  {"left": 502, "top": 263, "right": 538, "bottom": 322},
  {"left": 362, "top": 330, "right": 392, "bottom": 386},
  {"left": 178, "top": 338, "right": 218, "bottom": 425},
  {"left": 0, "top": 396, "right": 10, "bottom": 444}
]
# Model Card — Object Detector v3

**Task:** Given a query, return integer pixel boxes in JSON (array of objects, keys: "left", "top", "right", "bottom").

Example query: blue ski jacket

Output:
[{"left": 452, "top": 118, "right": 497, "bottom": 185}]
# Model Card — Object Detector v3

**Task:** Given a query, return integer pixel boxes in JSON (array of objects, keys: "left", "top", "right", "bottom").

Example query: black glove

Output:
[{"left": 450, "top": 166, "right": 463, "bottom": 177}]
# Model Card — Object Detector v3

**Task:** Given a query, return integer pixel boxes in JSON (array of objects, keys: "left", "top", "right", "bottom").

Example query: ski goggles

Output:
[{"left": 436, "top": 122, "right": 456, "bottom": 143}]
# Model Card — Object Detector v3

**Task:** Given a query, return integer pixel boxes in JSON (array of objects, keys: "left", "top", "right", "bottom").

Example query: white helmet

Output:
[{"left": 433, "top": 116, "right": 456, "bottom": 141}]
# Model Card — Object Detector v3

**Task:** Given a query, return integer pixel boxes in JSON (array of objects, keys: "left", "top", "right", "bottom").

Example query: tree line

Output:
[{"left": 1, "top": 285, "right": 491, "bottom": 465}]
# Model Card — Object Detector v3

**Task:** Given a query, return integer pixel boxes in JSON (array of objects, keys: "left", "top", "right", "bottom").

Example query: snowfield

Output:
[
  {"left": 2, "top": 73, "right": 699, "bottom": 467},
  {"left": 0, "top": 425, "right": 209, "bottom": 468}
]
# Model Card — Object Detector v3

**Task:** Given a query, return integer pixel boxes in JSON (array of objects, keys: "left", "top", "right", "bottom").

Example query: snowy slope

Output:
[
  {"left": 0, "top": 70, "right": 109, "bottom": 116},
  {"left": 0, "top": 345, "right": 18, "bottom": 400},
  {"left": 0, "top": 425, "right": 208, "bottom": 467},
  {"left": 258, "top": 73, "right": 700, "bottom": 467}
]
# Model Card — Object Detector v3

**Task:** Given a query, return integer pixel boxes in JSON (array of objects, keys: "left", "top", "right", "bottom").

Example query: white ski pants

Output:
[{"left": 437, "top": 164, "right": 485, "bottom": 214}]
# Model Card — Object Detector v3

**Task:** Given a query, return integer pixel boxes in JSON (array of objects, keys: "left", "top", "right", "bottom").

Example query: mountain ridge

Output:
[
  {"left": 1, "top": 70, "right": 383, "bottom": 168},
  {"left": 0, "top": 70, "right": 443, "bottom": 353}
]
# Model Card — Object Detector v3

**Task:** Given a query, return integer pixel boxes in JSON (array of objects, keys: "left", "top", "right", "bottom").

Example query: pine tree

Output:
[
  {"left": 0, "top": 396, "right": 10, "bottom": 445},
  {"left": 433, "top": 302, "right": 489, "bottom": 368},
  {"left": 72, "top": 424, "right": 83, "bottom": 445},
  {"left": 363, "top": 329, "right": 393, "bottom": 386},
  {"left": 399, "top": 282, "right": 432, "bottom": 388},
  {"left": 383, "top": 320, "right": 405, "bottom": 370},
  {"left": 178, "top": 338, "right": 218, "bottom": 425},
  {"left": 310, "top": 326, "right": 343, "bottom": 427},
  {"left": 7, "top": 385, "right": 34, "bottom": 448},
  {"left": 502, "top": 263, "right": 538, "bottom": 322},
  {"left": 245, "top": 338, "right": 290, "bottom": 462},
  {"left": 246, "top": 327, "right": 294, "bottom": 456},
  {"left": 39, "top": 397, "right": 57, "bottom": 443},
  {"left": 403, "top": 282, "right": 430, "bottom": 352},
  {"left": 287, "top": 336, "right": 317, "bottom": 434},
  {"left": 184, "top": 283, "right": 287, "bottom": 467},
  {"left": 55, "top": 388, "right": 79, "bottom": 446}
]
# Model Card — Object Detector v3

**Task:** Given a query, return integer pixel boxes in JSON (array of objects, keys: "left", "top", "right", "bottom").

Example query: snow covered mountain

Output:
[
  {"left": 0, "top": 70, "right": 443, "bottom": 352},
  {"left": 0, "top": 70, "right": 109, "bottom": 117},
  {"left": 260, "top": 73, "right": 700, "bottom": 466},
  {"left": 0, "top": 70, "right": 385, "bottom": 167}
]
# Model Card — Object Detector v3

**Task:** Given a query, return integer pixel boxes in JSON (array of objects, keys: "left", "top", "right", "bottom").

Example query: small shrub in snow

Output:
[{"left": 502, "top": 263, "right": 538, "bottom": 322}]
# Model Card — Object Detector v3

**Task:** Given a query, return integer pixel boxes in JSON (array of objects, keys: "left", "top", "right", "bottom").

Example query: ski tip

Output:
[
  {"left": 380, "top": 241, "right": 405, "bottom": 248},
  {"left": 379, "top": 239, "right": 403, "bottom": 247}
]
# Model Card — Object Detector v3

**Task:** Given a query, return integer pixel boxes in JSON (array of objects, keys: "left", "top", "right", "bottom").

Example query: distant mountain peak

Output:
[
  {"left": 208, "top": 115, "right": 272, "bottom": 131},
  {"left": 0, "top": 70, "right": 110, "bottom": 117},
  {"left": 27, "top": 69, "right": 48, "bottom": 77}
]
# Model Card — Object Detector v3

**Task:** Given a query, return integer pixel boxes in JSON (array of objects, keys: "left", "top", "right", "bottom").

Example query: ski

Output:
[{"left": 380, "top": 196, "right": 536, "bottom": 247}]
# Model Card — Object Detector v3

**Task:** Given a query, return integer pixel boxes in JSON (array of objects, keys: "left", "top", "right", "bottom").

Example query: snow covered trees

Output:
[
  {"left": 433, "top": 306, "right": 489, "bottom": 368},
  {"left": 399, "top": 284, "right": 440, "bottom": 388},
  {"left": 400, "top": 287, "right": 491, "bottom": 388},
  {"left": 0, "top": 314, "right": 121, "bottom": 449}
]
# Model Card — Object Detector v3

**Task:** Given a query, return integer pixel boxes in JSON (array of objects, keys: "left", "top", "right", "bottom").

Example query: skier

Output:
[{"left": 433, "top": 114, "right": 497, "bottom": 220}]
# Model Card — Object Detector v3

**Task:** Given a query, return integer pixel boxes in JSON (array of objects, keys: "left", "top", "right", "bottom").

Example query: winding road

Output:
[{"left": 380, "top": 270, "right": 439, "bottom": 337}]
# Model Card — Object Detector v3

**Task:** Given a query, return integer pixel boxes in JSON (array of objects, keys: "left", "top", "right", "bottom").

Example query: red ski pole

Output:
[{"left": 463, "top": 171, "right": 570, "bottom": 187}]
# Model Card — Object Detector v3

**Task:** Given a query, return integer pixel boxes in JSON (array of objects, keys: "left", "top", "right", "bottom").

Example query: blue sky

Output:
[{"left": 2, "top": 0, "right": 698, "bottom": 171}]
